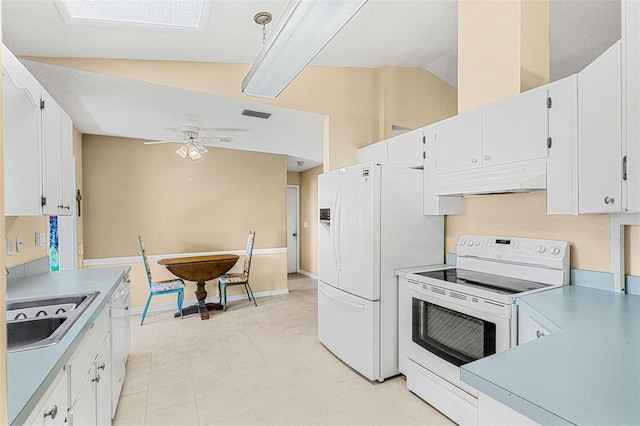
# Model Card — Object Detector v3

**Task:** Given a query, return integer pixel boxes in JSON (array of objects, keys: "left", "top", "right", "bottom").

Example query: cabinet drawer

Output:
[{"left": 66, "top": 306, "right": 109, "bottom": 405}]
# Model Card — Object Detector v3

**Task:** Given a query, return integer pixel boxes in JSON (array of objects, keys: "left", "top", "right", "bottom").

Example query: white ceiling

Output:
[{"left": 1, "top": 0, "right": 621, "bottom": 171}]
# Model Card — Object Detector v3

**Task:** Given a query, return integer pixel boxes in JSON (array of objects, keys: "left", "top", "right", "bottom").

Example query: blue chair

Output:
[
  {"left": 219, "top": 231, "right": 257, "bottom": 311},
  {"left": 137, "top": 235, "right": 185, "bottom": 325}
]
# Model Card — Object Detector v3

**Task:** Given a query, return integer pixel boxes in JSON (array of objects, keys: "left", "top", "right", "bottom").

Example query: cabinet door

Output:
[
  {"left": 578, "top": 42, "right": 622, "bottom": 213},
  {"left": 27, "top": 370, "right": 68, "bottom": 426},
  {"left": 358, "top": 141, "right": 387, "bottom": 163},
  {"left": 387, "top": 129, "right": 422, "bottom": 168},
  {"left": 623, "top": 1, "right": 640, "bottom": 212},
  {"left": 3, "top": 61, "right": 43, "bottom": 215},
  {"left": 60, "top": 110, "right": 75, "bottom": 215},
  {"left": 546, "top": 75, "right": 578, "bottom": 215},
  {"left": 96, "top": 334, "right": 112, "bottom": 426},
  {"left": 42, "top": 91, "right": 64, "bottom": 216},
  {"left": 68, "top": 371, "right": 96, "bottom": 426},
  {"left": 518, "top": 308, "right": 552, "bottom": 345},
  {"left": 423, "top": 126, "right": 463, "bottom": 216},
  {"left": 482, "top": 85, "right": 548, "bottom": 166},
  {"left": 432, "top": 111, "right": 482, "bottom": 173}
]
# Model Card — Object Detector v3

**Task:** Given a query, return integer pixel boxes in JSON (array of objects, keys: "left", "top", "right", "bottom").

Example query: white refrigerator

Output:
[{"left": 318, "top": 161, "right": 444, "bottom": 381}]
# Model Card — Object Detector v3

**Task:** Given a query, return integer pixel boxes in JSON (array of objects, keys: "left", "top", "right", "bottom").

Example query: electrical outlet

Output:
[
  {"left": 16, "top": 235, "right": 23, "bottom": 252},
  {"left": 7, "top": 237, "right": 14, "bottom": 256}
]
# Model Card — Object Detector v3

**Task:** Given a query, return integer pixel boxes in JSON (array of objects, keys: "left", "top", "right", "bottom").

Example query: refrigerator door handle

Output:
[
  {"left": 319, "top": 286, "right": 365, "bottom": 310},
  {"left": 331, "top": 190, "right": 340, "bottom": 271},
  {"left": 335, "top": 191, "right": 343, "bottom": 271}
]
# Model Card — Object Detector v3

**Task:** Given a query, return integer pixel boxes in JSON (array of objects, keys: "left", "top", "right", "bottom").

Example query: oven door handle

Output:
[{"left": 319, "top": 286, "right": 365, "bottom": 311}]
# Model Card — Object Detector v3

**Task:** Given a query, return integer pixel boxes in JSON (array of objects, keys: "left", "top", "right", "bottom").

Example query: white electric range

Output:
[{"left": 403, "top": 235, "right": 570, "bottom": 426}]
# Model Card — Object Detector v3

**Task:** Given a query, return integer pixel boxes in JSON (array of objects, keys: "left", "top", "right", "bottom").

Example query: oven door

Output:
[{"left": 407, "top": 287, "right": 512, "bottom": 397}]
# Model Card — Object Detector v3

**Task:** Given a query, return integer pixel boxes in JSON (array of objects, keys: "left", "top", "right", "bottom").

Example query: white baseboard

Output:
[
  {"left": 130, "top": 288, "right": 290, "bottom": 315},
  {"left": 297, "top": 270, "right": 318, "bottom": 280}
]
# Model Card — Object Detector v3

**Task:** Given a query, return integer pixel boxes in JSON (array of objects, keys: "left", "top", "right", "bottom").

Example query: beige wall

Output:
[
  {"left": 83, "top": 135, "right": 286, "bottom": 257},
  {"left": 4, "top": 216, "right": 47, "bottom": 268},
  {"left": 299, "top": 165, "right": 322, "bottom": 274},
  {"left": 626, "top": 226, "right": 639, "bottom": 276},
  {"left": 445, "top": 193, "right": 610, "bottom": 271},
  {"left": 82, "top": 135, "right": 288, "bottom": 306},
  {"left": 287, "top": 171, "right": 301, "bottom": 186},
  {"left": 378, "top": 66, "right": 458, "bottom": 138}
]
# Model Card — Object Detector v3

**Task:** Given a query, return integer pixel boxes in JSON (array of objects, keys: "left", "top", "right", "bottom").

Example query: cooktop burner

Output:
[{"left": 415, "top": 268, "right": 553, "bottom": 295}]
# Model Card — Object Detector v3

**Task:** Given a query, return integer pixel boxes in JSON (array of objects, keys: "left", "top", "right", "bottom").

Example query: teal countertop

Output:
[
  {"left": 461, "top": 285, "right": 640, "bottom": 425},
  {"left": 6, "top": 266, "right": 130, "bottom": 425}
]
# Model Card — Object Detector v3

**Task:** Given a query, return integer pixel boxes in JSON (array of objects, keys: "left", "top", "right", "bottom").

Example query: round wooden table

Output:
[{"left": 158, "top": 254, "right": 239, "bottom": 320}]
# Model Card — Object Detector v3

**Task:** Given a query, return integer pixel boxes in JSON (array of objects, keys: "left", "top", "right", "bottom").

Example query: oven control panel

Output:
[{"left": 457, "top": 235, "right": 569, "bottom": 270}]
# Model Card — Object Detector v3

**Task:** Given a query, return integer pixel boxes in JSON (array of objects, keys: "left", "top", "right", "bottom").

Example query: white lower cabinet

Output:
[
  {"left": 66, "top": 306, "right": 111, "bottom": 426},
  {"left": 517, "top": 306, "right": 553, "bottom": 345},
  {"left": 25, "top": 370, "right": 68, "bottom": 426}
]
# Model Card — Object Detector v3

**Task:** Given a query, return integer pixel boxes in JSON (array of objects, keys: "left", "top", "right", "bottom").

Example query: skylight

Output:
[{"left": 61, "top": 0, "right": 205, "bottom": 28}]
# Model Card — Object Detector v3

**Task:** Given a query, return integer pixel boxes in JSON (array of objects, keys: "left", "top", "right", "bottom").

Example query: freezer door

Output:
[
  {"left": 337, "top": 163, "right": 378, "bottom": 300},
  {"left": 318, "top": 281, "right": 380, "bottom": 381},
  {"left": 318, "top": 171, "right": 339, "bottom": 287}
]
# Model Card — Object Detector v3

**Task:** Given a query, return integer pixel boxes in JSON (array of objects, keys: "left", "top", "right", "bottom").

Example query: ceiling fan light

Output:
[
  {"left": 176, "top": 145, "right": 188, "bottom": 158},
  {"left": 188, "top": 145, "right": 202, "bottom": 160}
]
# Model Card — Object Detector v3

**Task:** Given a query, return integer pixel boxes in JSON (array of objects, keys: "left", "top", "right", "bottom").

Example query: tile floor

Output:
[{"left": 114, "top": 274, "right": 454, "bottom": 426}]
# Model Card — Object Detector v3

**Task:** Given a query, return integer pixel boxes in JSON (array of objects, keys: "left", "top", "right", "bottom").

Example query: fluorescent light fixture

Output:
[
  {"left": 242, "top": 0, "right": 368, "bottom": 98},
  {"left": 61, "top": 0, "right": 205, "bottom": 28}
]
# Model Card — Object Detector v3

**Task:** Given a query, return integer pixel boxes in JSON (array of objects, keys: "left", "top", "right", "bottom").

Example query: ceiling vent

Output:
[{"left": 242, "top": 109, "right": 271, "bottom": 119}]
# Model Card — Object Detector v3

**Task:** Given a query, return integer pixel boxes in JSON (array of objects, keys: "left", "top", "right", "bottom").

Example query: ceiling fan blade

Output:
[{"left": 144, "top": 140, "right": 178, "bottom": 145}]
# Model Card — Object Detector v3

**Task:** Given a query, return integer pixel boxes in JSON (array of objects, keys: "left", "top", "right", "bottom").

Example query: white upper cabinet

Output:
[
  {"left": 423, "top": 123, "right": 463, "bottom": 216},
  {"left": 577, "top": 42, "right": 623, "bottom": 214},
  {"left": 358, "top": 128, "right": 423, "bottom": 169},
  {"left": 546, "top": 75, "right": 578, "bottom": 215},
  {"left": 481, "top": 84, "right": 548, "bottom": 166},
  {"left": 358, "top": 140, "right": 387, "bottom": 163},
  {"left": 623, "top": 1, "right": 640, "bottom": 212},
  {"left": 42, "top": 93, "right": 74, "bottom": 216},
  {"left": 2, "top": 44, "right": 74, "bottom": 216},
  {"left": 431, "top": 111, "right": 482, "bottom": 173},
  {"left": 3, "top": 51, "right": 44, "bottom": 216},
  {"left": 386, "top": 129, "right": 423, "bottom": 168}
]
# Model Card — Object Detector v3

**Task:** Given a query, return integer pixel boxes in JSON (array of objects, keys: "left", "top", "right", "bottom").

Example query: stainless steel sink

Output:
[{"left": 6, "top": 291, "right": 100, "bottom": 353}]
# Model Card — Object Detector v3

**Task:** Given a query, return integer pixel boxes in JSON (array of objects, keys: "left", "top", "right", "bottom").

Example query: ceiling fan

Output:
[{"left": 144, "top": 125, "right": 247, "bottom": 160}]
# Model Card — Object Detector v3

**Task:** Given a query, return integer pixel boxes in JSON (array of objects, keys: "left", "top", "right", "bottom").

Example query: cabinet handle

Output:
[
  {"left": 604, "top": 196, "right": 615, "bottom": 205},
  {"left": 471, "top": 157, "right": 478, "bottom": 163},
  {"left": 93, "top": 374, "right": 101, "bottom": 383},
  {"left": 536, "top": 330, "right": 546, "bottom": 338},
  {"left": 484, "top": 155, "right": 491, "bottom": 161},
  {"left": 98, "top": 362, "right": 106, "bottom": 370},
  {"left": 124, "top": 306, "right": 129, "bottom": 311},
  {"left": 44, "top": 405, "right": 58, "bottom": 419}
]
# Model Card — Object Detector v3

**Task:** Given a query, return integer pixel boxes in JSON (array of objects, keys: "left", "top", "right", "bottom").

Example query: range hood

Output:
[{"left": 433, "top": 160, "right": 547, "bottom": 196}]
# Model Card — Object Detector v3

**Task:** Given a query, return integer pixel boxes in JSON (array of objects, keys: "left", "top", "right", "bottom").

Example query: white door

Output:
[
  {"left": 318, "top": 171, "right": 339, "bottom": 287},
  {"left": 338, "top": 163, "right": 376, "bottom": 300},
  {"left": 286, "top": 186, "right": 299, "bottom": 273}
]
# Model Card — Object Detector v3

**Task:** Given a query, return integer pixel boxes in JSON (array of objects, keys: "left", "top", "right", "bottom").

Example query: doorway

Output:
[{"left": 286, "top": 185, "right": 299, "bottom": 273}]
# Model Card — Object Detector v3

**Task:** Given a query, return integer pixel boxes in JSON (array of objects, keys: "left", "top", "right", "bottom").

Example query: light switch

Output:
[
  {"left": 7, "top": 237, "right": 14, "bottom": 256},
  {"left": 35, "top": 232, "right": 46, "bottom": 247},
  {"left": 16, "top": 235, "right": 23, "bottom": 252},
  {"left": 303, "top": 221, "right": 309, "bottom": 229}
]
